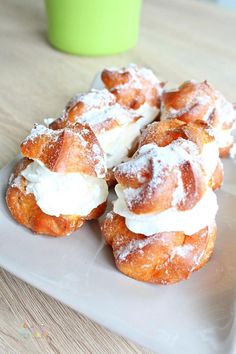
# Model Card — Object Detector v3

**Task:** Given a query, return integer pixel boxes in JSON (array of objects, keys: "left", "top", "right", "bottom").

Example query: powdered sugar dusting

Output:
[
  {"left": 65, "top": 93, "right": 83, "bottom": 112},
  {"left": 8, "top": 173, "right": 14, "bottom": 185},
  {"left": 60, "top": 89, "right": 116, "bottom": 121},
  {"left": 65, "top": 89, "right": 115, "bottom": 114},
  {"left": 92, "top": 143, "right": 101, "bottom": 155},
  {"left": 172, "top": 244, "right": 194, "bottom": 258},
  {"left": 77, "top": 103, "right": 138, "bottom": 129},
  {"left": 21, "top": 124, "right": 60, "bottom": 145},
  {"left": 67, "top": 127, "right": 89, "bottom": 148},
  {"left": 105, "top": 211, "right": 114, "bottom": 220},
  {"left": 21, "top": 124, "right": 106, "bottom": 177},
  {"left": 105, "top": 63, "right": 163, "bottom": 98},
  {"left": 206, "top": 126, "right": 215, "bottom": 137},
  {"left": 10, "top": 175, "right": 22, "bottom": 189},
  {"left": 161, "top": 81, "right": 236, "bottom": 149},
  {"left": 115, "top": 236, "right": 156, "bottom": 261},
  {"left": 196, "top": 95, "right": 211, "bottom": 105},
  {"left": 161, "top": 104, "right": 190, "bottom": 120},
  {"left": 79, "top": 89, "right": 115, "bottom": 107},
  {"left": 161, "top": 80, "right": 214, "bottom": 121},
  {"left": 162, "top": 92, "right": 214, "bottom": 121},
  {"left": 230, "top": 143, "right": 236, "bottom": 158},
  {"left": 44, "top": 118, "right": 55, "bottom": 127},
  {"left": 94, "top": 153, "right": 106, "bottom": 178},
  {"left": 171, "top": 169, "right": 185, "bottom": 206},
  {"left": 116, "top": 138, "right": 201, "bottom": 208},
  {"left": 214, "top": 91, "right": 236, "bottom": 125}
]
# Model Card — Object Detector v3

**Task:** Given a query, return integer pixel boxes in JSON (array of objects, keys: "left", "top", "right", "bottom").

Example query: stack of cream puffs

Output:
[
  {"left": 6, "top": 64, "right": 236, "bottom": 284},
  {"left": 7, "top": 64, "right": 163, "bottom": 235}
]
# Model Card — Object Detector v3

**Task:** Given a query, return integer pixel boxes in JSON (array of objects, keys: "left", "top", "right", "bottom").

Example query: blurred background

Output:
[{"left": 204, "top": 0, "right": 236, "bottom": 9}]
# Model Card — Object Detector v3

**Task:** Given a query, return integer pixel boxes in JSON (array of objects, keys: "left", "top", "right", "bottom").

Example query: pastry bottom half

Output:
[
  {"left": 6, "top": 158, "right": 106, "bottom": 237},
  {"left": 102, "top": 212, "right": 216, "bottom": 285}
]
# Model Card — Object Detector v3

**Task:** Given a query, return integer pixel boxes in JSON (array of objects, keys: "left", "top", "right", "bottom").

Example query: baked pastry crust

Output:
[{"left": 102, "top": 212, "right": 216, "bottom": 285}]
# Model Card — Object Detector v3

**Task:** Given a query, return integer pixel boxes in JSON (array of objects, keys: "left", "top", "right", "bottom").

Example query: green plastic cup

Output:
[{"left": 45, "top": 0, "right": 142, "bottom": 56}]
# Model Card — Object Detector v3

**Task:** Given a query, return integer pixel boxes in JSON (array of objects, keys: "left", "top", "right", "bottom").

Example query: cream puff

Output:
[
  {"left": 101, "top": 119, "right": 220, "bottom": 284},
  {"left": 92, "top": 63, "right": 164, "bottom": 125},
  {"left": 161, "top": 80, "right": 236, "bottom": 157},
  {"left": 6, "top": 123, "right": 108, "bottom": 236}
]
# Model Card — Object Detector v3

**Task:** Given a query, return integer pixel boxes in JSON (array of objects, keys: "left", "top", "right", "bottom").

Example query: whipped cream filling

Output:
[
  {"left": 94, "top": 107, "right": 159, "bottom": 169},
  {"left": 89, "top": 71, "right": 161, "bottom": 168},
  {"left": 113, "top": 185, "right": 218, "bottom": 236},
  {"left": 89, "top": 83, "right": 159, "bottom": 168},
  {"left": 43, "top": 118, "right": 55, "bottom": 127},
  {"left": 161, "top": 111, "right": 233, "bottom": 150},
  {"left": 215, "top": 94, "right": 236, "bottom": 126},
  {"left": 91, "top": 72, "right": 105, "bottom": 91},
  {"left": 21, "top": 160, "right": 108, "bottom": 217},
  {"left": 96, "top": 124, "right": 141, "bottom": 169},
  {"left": 200, "top": 141, "right": 219, "bottom": 179},
  {"left": 44, "top": 105, "right": 158, "bottom": 171},
  {"left": 75, "top": 105, "right": 140, "bottom": 169},
  {"left": 213, "top": 128, "right": 234, "bottom": 148},
  {"left": 135, "top": 103, "right": 159, "bottom": 126}
]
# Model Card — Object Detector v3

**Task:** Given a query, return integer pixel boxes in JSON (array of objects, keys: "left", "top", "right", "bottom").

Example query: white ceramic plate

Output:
[{"left": 0, "top": 157, "right": 236, "bottom": 354}]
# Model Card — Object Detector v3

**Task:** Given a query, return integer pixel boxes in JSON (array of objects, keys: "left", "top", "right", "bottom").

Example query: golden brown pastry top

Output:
[
  {"left": 101, "top": 63, "right": 164, "bottom": 110},
  {"left": 21, "top": 123, "right": 106, "bottom": 177},
  {"left": 161, "top": 80, "right": 236, "bottom": 130},
  {"left": 114, "top": 119, "right": 218, "bottom": 215},
  {"left": 50, "top": 89, "right": 141, "bottom": 134}
]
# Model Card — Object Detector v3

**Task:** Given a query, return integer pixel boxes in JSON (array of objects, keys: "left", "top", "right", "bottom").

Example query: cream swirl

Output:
[
  {"left": 21, "top": 160, "right": 108, "bottom": 217},
  {"left": 113, "top": 184, "right": 218, "bottom": 236},
  {"left": 91, "top": 106, "right": 159, "bottom": 169}
]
